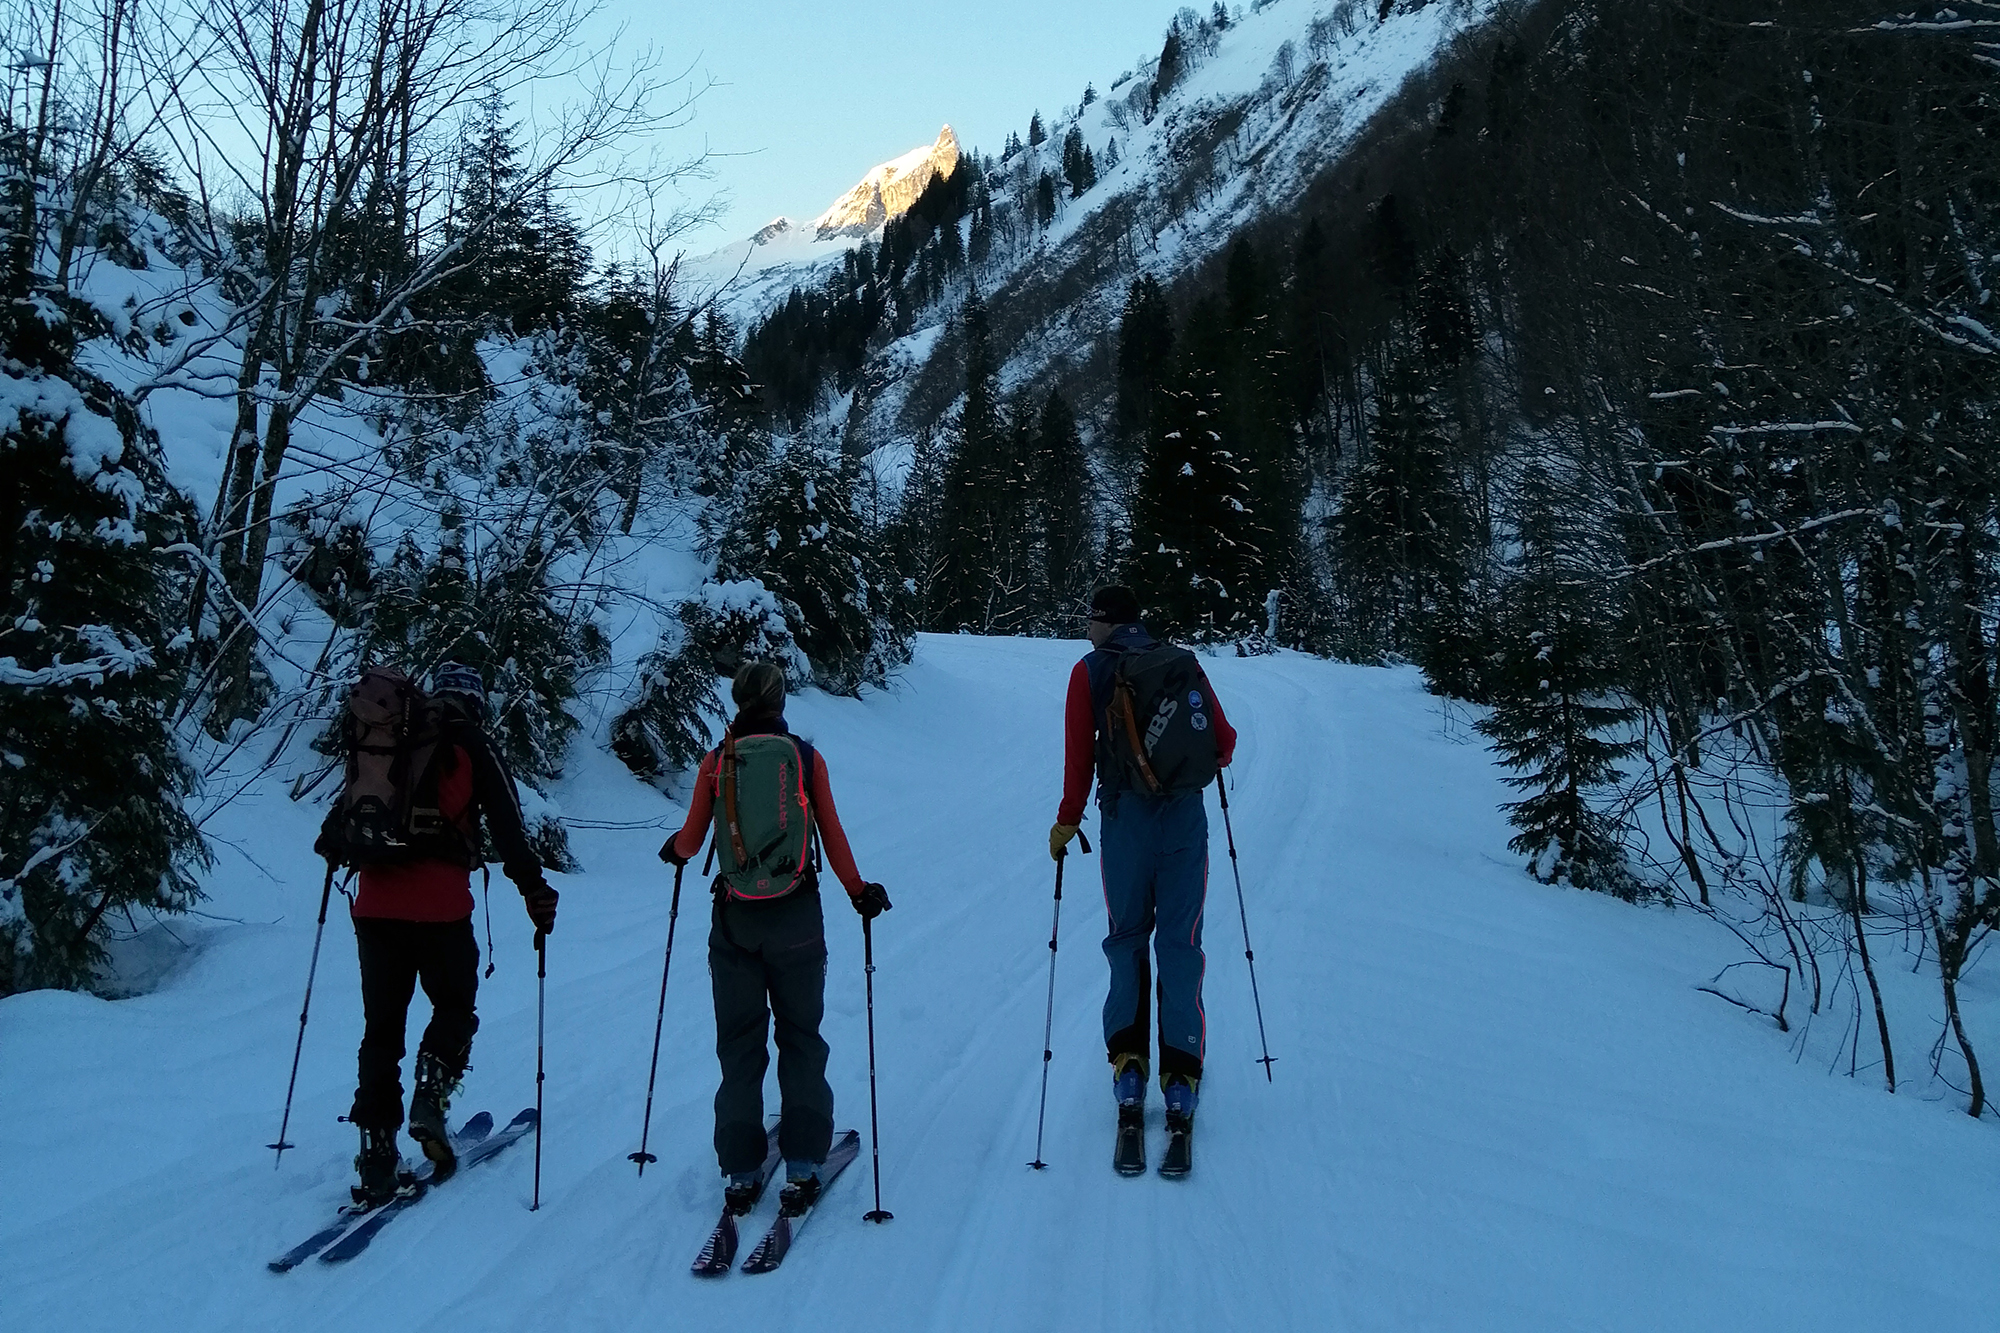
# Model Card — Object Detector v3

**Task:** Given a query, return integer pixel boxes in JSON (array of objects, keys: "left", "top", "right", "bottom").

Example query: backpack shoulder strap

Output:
[
  {"left": 1110, "top": 656, "right": 1164, "bottom": 795},
  {"left": 719, "top": 729, "right": 750, "bottom": 868},
  {"left": 789, "top": 736, "right": 822, "bottom": 873}
]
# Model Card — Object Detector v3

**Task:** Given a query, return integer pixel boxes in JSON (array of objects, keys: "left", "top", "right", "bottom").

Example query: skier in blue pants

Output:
[{"left": 1050, "top": 587, "right": 1237, "bottom": 1152}]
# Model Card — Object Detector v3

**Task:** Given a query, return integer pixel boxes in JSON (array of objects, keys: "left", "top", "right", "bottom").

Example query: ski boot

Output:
[
  {"left": 777, "top": 1166, "right": 823, "bottom": 1218},
  {"left": 1160, "top": 1074, "right": 1198, "bottom": 1178},
  {"left": 407, "top": 1051, "right": 463, "bottom": 1175},
  {"left": 351, "top": 1126, "right": 403, "bottom": 1208},
  {"left": 724, "top": 1172, "right": 764, "bottom": 1218},
  {"left": 1113, "top": 1054, "right": 1147, "bottom": 1176}
]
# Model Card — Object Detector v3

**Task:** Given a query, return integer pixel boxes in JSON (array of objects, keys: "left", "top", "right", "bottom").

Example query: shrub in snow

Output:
[
  {"left": 0, "top": 290, "right": 206, "bottom": 994},
  {"left": 610, "top": 612, "right": 726, "bottom": 789},
  {"left": 715, "top": 443, "right": 907, "bottom": 696},
  {"left": 355, "top": 527, "right": 603, "bottom": 870},
  {"left": 679, "top": 580, "right": 811, "bottom": 684}
]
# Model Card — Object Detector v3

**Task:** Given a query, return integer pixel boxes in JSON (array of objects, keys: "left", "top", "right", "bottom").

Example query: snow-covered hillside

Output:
[
  {"left": 684, "top": 0, "right": 1501, "bottom": 451},
  {"left": 5, "top": 636, "right": 1997, "bottom": 1331},
  {"left": 872, "top": 0, "right": 1501, "bottom": 443}
]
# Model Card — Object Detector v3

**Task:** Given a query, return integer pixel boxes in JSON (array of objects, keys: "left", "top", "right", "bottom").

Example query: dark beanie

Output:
[
  {"left": 732, "top": 661, "right": 787, "bottom": 717},
  {"left": 1089, "top": 585, "right": 1142, "bottom": 625}
]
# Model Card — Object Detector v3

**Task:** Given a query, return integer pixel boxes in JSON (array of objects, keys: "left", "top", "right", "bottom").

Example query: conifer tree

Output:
[
  {"left": 1332, "top": 358, "right": 1470, "bottom": 647},
  {"left": 1116, "top": 276, "right": 1175, "bottom": 463},
  {"left": 1038, "top": 391, "right": 1095, "bottom": 621},
  {"left": 1154, "top": 26, "right": 1186, "bottom": 111},
  {"left": 1130, "top": 298, "right": 1262, "bottom": 639},
  {"left": 1217, "top": 238, "right": 1301, "bottom": 614},
  {"left": 885, "top": 426, "right": 949, "bottom": 629},
  {"left": 1062, "top": 128, "right": 1096, "bottom": 198},
  {"left": 1475, "top": 467, "right": 1637, "bottom": 896},
  {"left": 366, "top": 525, "right": 605, "bottom": 801},
  {"left": 718, "top": 443, "right": 894, "bottom": 694},
  {"left": 937, "top": 291, "right": 1036, "bottom": 632},
  {"left": 1028, "top": 111, "right": 1046, "bottom": 147},
  {"left": 0, "top": 275, "right": 205, "bottom": 993}
]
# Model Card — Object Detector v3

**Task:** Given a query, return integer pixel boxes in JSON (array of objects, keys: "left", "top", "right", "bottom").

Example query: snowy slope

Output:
[
  {"left": 860, "top": 0, "right": 1504, "bottom": 445},
  {"left": 5, "top": 637, "right": 1999, "bottom": 1331}
]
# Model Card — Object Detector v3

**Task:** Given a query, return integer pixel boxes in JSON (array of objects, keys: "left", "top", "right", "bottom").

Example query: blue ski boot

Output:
[
  {"left": 1160, "top": 1075, "right": 1197, "bottom": 1178},
  {"left": 1112, "top": 1054, "right": 1147, "bottom": 1176}
]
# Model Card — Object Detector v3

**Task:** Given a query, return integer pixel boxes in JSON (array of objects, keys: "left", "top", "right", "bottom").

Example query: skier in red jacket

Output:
[
  {"left": 317, "top": 662, "right": 556, "bottom": 1205},
  {"left": 1050, "top": 586, "right": 1236, "bottom": 1170}
]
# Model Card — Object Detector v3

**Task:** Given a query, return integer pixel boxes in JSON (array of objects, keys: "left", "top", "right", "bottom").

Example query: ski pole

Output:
[
  {"left": 1030, "top": 829, "right": 1090, "bottom": 1170},
  {"left": 532, "top": 930, "right": 546, "bottom": 1211},
  {"left": 629, "top": 862, "right": 685, "bottom": 1175},
  {"left": 1217, "top": 782, "right": 1276, "bottom": 1080},
  {"left": 862, "top": 913, "right": 892, "bottom": 1222},
  {"left": 270, "top": 862, "right": 337, "bottom": 1166}
]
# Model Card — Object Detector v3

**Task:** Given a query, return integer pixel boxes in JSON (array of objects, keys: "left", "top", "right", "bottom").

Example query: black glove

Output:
[
  {"left": 852, "top": 882, "right": 892, "bottom": 921},
  {"left": 313, "top": 812, "right": 340, "bottom": 864},
  {"left": 511, "top": 863, "right": 557, "bottom": 934},
  {"left": 658, "top": 837, "right": 690, "bottom": 868}
]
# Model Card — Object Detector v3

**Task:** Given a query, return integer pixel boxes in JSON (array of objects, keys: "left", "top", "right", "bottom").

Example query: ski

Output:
[
  {"left": 1113, "top": 1106, "right": 1146, "bottom": 1176},
  {"left": 268, "top": 1111, "right": 494, "bottom": 1273},
  {"left": 315, "top": 1108, "right": 537, "bottom": 1265},
  {"left": 690, "top": 1121, "right": 783, "bottom": 1277},
  {"left": 739, "top": 1129, "right": 861, "bottom": 1275},
  {"left": 1159, "top": 1114, "right": 1193, "bottom": 1178}
]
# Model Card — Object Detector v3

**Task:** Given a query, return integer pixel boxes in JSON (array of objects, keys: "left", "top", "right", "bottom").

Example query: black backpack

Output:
[{"left": 1108, "top": 645, "right": 1222, "bottom": 796}]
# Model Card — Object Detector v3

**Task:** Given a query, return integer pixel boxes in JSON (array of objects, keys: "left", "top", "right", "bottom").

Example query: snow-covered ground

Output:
[{"left": 6, "top": 636, "right": 1999, "bottom": 1331}]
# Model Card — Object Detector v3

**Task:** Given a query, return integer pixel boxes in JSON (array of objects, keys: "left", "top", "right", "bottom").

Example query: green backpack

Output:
[{"left": 713, "top": 730, "right": 818, "bottom": 901}]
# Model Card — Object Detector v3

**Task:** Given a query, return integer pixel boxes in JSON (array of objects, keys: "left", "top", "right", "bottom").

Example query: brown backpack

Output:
[{"left": 323, "top": 667, "right": 470, "bottom": 867}]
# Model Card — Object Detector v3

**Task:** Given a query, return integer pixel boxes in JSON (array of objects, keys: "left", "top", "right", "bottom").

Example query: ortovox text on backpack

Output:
[
  {"left": 1109, "top": 646, "right": 1222, "bottom": 796},
  {"left": 322, "top": 667, "right": 473, "bottom": 868},
  {"left": 713, "top": 730, "right": 818, "bottom": 901}
]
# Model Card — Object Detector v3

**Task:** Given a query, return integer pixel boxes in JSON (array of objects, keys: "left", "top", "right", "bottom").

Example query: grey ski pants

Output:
[{"left": 709, "top": 884, "right": 834, "bottom": 1175}]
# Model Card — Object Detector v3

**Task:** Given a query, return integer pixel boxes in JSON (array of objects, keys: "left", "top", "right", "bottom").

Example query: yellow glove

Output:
[{"left": 1050, "top": 823, "right": 1080, "bottom": 861}]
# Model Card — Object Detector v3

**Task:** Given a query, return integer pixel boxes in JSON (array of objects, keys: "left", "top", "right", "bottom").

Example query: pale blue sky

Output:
[{"left": 601, "top": 0, "right": 1179, "bottom": 242}]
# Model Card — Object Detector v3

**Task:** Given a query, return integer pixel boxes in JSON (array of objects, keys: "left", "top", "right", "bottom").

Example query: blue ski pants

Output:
[{"left": 1099, "top": 789, "right": 1208, "bottom": 1081}]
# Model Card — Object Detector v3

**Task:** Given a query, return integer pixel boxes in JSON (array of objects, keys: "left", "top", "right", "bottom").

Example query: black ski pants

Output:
[
  {"left": 350, "top": 915, "right": 480, "bottom": 1130},
  {"left": 709, "top": 885, "right": 833, "bottom": 1176}
]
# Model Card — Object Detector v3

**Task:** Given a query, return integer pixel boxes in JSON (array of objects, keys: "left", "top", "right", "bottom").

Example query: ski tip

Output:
[{"left": 504, "top": 1107, "right": 539, "bottom": 1129}]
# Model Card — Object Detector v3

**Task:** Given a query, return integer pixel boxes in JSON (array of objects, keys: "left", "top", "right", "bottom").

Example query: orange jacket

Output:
[{"left": 666, "top": 737, "right": 866, "bottom": 900}]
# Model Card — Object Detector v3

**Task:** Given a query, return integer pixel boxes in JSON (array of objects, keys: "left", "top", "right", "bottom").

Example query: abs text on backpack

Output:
[
  {"left": 713, "top": 730, "right": 818, "bottom": 901},
  {"left": 1109, "top": 646, "right": 1222, "bottom": 796},
  {"left": 324, "top": 667, "right": 472, "bottom": 868}
]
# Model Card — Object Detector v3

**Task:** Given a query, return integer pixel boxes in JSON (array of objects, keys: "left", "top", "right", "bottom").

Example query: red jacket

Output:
[
  {"left": 348, "top": 718, "right": 540, "bottom": 922},
  {"left": 666, "top": 735, "right": 866, "bottom": 900},
  {"left": 352, "top": 745, "right": 476, "bottom": 922}
]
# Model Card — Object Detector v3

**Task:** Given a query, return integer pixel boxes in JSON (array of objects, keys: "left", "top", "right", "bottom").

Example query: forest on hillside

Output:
[
  {"left": 7, "top": 0, "right": 2000, "bottom": 1123},
  {"left": 741, "top": 0, "right": 2000, "bottom": 1111}
]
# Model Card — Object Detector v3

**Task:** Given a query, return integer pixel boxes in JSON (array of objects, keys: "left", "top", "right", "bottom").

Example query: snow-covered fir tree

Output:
[{"left": 0, "top": 203, "right": 205, "bottom": 993}]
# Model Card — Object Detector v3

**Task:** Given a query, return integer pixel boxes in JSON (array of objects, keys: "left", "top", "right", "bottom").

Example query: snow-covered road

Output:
[{"left": 5, "top": 636, "right": 1998, "bottom": 1331}]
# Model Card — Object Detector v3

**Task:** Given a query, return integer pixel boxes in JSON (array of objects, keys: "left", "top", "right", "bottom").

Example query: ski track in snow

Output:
[{"left": 5, "top": 636, "right": 2000, "bottom": 1331}]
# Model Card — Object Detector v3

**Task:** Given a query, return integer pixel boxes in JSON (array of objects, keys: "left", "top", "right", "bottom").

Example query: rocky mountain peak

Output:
[{"left": 814, "top": 125, "right": 960, "bottom": 239}]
